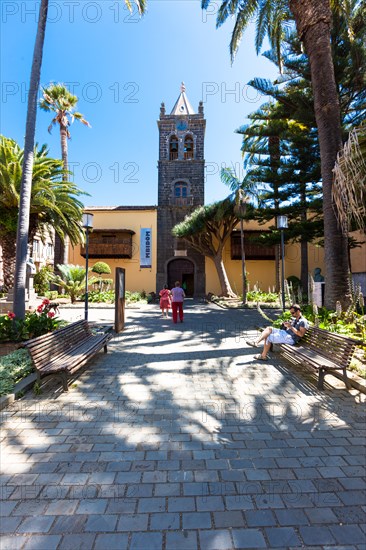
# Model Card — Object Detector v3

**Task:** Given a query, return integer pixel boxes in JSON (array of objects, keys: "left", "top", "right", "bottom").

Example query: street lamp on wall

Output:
[
  {"left": 277, "top": 215, "right": 288, "bottom": 312},
  {"left": 82, "top": 213, "right": 94, "bottom": 321}
]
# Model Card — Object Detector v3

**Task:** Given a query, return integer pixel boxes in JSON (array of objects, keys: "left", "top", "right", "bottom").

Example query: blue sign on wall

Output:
[{"left": 140, "top": 228, "right": 152, "bottom": 268}]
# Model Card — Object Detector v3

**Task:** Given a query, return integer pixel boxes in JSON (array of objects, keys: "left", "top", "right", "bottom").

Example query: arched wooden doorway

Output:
[{"left": 167, "top": 259, "right": 194, "bottom": 296}]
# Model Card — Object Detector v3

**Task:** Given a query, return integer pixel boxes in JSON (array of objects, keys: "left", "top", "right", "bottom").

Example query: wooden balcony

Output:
[
  {"left": 231, "top": 232, "right": 276, "bottom": 260},
  {"left": 81, "top": 240, "right": 133, "bottom": 259},
  {"left": 81, "top": 230, "right": 135, "bottom": 258}
]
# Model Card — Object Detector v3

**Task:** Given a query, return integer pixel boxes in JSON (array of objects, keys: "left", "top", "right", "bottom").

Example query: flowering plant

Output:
[
  {"left": 0, "top": 312, "right": 28, "bottom": 342},
  {"left": 0, "top": 300, "right": 64, "bottom": 342},
  {"left": 26, "top": 299, "right": 63, "bottom": 338}
]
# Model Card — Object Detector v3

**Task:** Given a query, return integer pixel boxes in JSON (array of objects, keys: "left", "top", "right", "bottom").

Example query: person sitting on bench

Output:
[{"left": 246, "top": 304, "right": 309, "bottom": 361}]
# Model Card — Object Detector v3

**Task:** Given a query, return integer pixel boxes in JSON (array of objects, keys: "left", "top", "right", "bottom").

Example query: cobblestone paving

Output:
[{"left": 1, "top": 302, "right": 365, "bottom": 549}]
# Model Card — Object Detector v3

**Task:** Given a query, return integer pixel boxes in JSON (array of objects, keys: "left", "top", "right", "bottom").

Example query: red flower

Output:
[
  {"left": 47, "top": 312, "right": 55, "bottom": 318},
  {"left": 7, "top": 311, "right": 16, "bottom": 319},
  {"left": 42, "top": 299, "right": 50, "bottom": 305},
  {"left": 37, "top": 305, "right": 44, "bottom": 313}
]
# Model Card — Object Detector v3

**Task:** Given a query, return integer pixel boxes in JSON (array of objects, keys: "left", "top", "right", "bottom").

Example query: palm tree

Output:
[
  {"left": 40, "top": 84, "right": 90, "bottom": 175},
  {"left": 0, "top": 135, "right": 85, "bottom": 289},
  {"left": 13, "top": 0, "right": 147, "bottom": 319},
  {"left": 13, "top": 0, "right": 49, "bottom": 317},
  {"left": 220, "top": 167, "right": 259, "bottom": 303},
  {"left": 51, "top": 264, "right": 87, "bottom": 303},
  {"left": 201, "top": 0, "right": 360, "bottom": 308},
  {"left": 40, "top": 83, "right": 90, "bottom": 265}
]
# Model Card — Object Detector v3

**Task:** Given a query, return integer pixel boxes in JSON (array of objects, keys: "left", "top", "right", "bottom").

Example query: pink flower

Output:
[
  {"left": 7, "top": 311, "right": 16, "bottom": 319},
  {"left": 47, "top": 312, "right": 55, "bottom": 318},
  {"left": 42, "top": 299, "right": 50, "bottom": 305},
  {"left": 37, "top": 305, "right": 43, "bottom": 313}
]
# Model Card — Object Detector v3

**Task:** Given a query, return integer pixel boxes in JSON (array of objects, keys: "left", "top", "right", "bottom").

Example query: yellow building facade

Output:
[
  {"left": 69, "top": 207, "right": 157, "bottom": 293},
  {"left": 69, "top": 207, "right": 331, "bottom": 296},
  {"left": 68, "top": 87, "right": 365, "bottom": 297}
]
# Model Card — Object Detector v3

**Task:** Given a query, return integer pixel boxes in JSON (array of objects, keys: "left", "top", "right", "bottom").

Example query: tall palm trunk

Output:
[
  {"left": 13, "top": 0, "right": 49, "bottom": 319},
  {"left": 0, "top": 235, "right": 16, "bottom": 290},
  {"left": 59, "top": 121, "right": 69, "bottom": 264},
  {"left": 290, "top": 0, "right": 349, "bottom": 309}
]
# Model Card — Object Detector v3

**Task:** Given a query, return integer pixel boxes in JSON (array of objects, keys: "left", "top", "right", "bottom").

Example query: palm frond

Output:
[
  {"left": 229, "top": 2, "right": 259, "bottom": 61},
  {"left": 333, "top": 124, "right": 366, "bottom": 233}
]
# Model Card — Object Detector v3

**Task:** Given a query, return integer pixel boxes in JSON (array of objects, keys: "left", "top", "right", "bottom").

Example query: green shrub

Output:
[
  {"left": 44, "top": 290, "right": 59, "bottom": 300},
  {"left": 247, "top": 290, "right": 278, "bottom": 303},
  {"left": 34, "top": 265, "right": 54, "bottom": 295},
  {"left": 85, "top": 290, "right": 114, "bottom": 303},
  {"left": 45, "top": 291, "right": 70, "bottom": 300},
  {"left": 91, "top": 261, "right": 111, "bottom": 275},
  {"left": 125, "top": 291, "right": 147, "bottom": 302},
  {"left": 0, "top": 349, "right": 33, "bottom": 396}
]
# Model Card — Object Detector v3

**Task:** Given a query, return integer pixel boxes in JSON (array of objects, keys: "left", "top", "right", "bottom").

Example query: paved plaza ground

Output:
[{"left": 1, "top": 301, "right": 365, "bottom": 549}]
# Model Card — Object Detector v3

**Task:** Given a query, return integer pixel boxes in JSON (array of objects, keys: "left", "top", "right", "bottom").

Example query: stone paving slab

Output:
[{"left": 1, "top": 301, "right": 365, "bottom": 549}]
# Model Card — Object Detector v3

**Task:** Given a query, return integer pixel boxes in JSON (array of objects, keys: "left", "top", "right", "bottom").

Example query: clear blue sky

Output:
[{"left": 1, "top": 0, "right": 279, "bottom": 206}]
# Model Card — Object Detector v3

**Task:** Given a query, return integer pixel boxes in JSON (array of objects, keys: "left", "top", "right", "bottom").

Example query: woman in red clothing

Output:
[
  {"left": 170, "top": 281, "right": 185, "bottom": 323},
  {"left": 159, "top": 284, "right": 171, "bottom": 318}
]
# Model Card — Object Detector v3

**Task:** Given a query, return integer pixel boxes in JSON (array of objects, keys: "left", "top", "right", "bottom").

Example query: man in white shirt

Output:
[{"left": 246, "top": 304, "right": 309, "bottom": 360}]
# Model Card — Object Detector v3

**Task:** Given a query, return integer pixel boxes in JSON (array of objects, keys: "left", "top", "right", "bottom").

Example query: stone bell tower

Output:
[{"left": 156, "top": 83, "right": 206, "bottom": 296}]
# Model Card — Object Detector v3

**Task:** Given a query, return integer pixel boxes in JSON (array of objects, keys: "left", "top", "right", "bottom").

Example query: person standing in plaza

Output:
[
  {"left": 159, "top": 284, "right": 171, "bottom": 318},
  {"left": 170, "top": 280, "right": 185, "bottom": 323}
]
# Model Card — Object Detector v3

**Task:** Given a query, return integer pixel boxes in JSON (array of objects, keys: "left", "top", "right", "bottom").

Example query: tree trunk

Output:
[
  {"left": 212, "top": 254, "right": 237, "bottom": 297},
  {"left": 300, "top": 238, "right": 308, "bottom": 293},
  {"left": 57, "top": 122, "right": 69, "bottom": 265},
  {"left": 60, "top": 122, "right": 69, "bottom": 174},
  {"left": 300, "top": 183, "right": 309, "bottom": 292},
  {"left": 269, "top": 135, "right": 281, "bottom": 293},
  {"left": 239, "top": 218, "right": 247, "bottom": 304},
  {"left": 0, "top": 235, "right": 16, "bottom": 290},
  {"left": 13, "top": 0, "right": 49, "bottom": 319},
  {"left": 290, "top": 0, "right": 349, "bottom": 309}
]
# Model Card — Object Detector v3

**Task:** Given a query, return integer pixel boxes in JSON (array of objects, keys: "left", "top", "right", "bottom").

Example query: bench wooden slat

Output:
[
  {"left": 24, "top": 325, "right": 91, "bottom": 364},
  {"left": 41, "top": 334, "right": 111, "bottom": 373},
  {"left": 29, "top": 328, "right": 92, "bottom": 369},
  {"left": 277, "top": 326, "right": 363, "bottom": 390},
  {"left": 22, "top": 321, "right": 113, "bottom": 391}
]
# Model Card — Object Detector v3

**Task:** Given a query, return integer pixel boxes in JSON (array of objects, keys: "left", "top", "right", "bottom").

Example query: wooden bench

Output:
[
  {"left": 22, "top": 320, "right": 113, "bottom": 392},
  {"left": 277, "top": 326, "right": 364, "bottom": 390}
]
